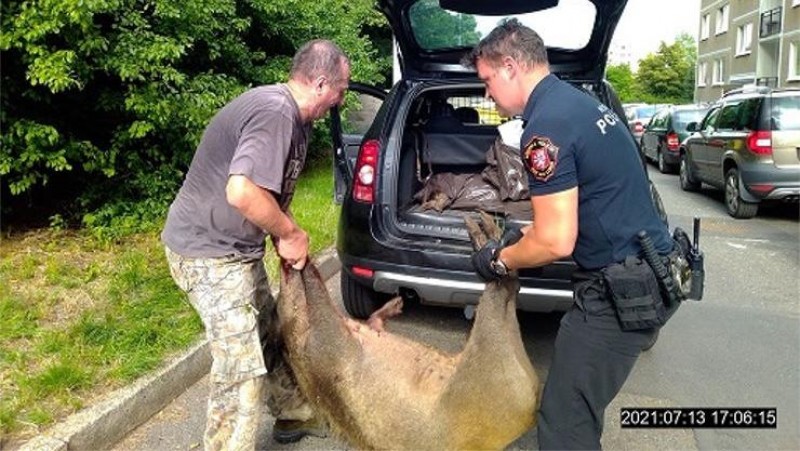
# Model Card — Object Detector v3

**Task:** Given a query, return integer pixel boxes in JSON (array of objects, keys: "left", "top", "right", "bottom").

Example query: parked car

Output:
[
  {"left": 626, "top": 104, "right": 669, "bottom": 142},
  {"left": 622, "top": 103, "right": 646, "bottom": 116},
  {"left": 679, "top": 87, "right": 800, "bottom": 218},
  {"left": 330, "top": 0, "right": 639, "bottom": 318},
  {"left": 641, "top": 104, "right": 709, "bottom": 173},
  {"left": 622, "top": 103, "right": 643, "bottom": 138}
]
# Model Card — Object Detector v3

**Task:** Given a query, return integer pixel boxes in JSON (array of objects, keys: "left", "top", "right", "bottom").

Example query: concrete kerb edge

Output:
[{"left": 19, "top": 248, "right": 341, "bottom": 451}]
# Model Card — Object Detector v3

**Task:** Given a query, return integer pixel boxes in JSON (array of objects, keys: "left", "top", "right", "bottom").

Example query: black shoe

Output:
[{"left": 272, "top": 417, "right": 327, "bottom": 444}]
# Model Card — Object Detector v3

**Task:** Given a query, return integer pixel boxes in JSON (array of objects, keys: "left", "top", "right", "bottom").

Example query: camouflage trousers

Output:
[{"left": 165, "top": 247, "right": 313, "bottom": 451}]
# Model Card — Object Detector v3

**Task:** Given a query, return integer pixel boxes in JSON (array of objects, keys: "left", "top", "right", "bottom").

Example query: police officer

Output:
[{"left": 463, "top": 20, "right": 674, "bottom": 449}]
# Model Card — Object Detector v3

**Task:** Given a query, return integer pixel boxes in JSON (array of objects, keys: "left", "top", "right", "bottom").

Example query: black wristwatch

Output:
[{"left": 490, "top": 255, "right": 509, "bottom": 277}]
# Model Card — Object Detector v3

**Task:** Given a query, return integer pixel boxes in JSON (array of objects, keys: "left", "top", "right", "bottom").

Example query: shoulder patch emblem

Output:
[{"left": 523, "top": 135, "right": 559, "bottom": 182}]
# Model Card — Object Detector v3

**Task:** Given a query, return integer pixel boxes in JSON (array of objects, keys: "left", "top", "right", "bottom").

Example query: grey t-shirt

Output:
[{"left": 161, "top": 84, "right": 310, "bottom": 259}]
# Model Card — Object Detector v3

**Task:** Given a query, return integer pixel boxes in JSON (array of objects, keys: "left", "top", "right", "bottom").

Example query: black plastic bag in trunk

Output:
[
  {"left": 482, "top": 137, "right": 529, "bottom": 201},
  {"left": 413, "top": 137, "right": 529, "bottom": 214},
  {"left": 414, "top": 172, "right": 505, "bottom": 213}
]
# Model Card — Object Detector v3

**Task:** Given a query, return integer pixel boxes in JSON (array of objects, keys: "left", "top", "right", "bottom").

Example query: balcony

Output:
[
  {"left": 760, "top": 6, "right": 782, "bottom": 38},
  {"left": 756, "top": 77, "right": 778, "bottom": 88}
]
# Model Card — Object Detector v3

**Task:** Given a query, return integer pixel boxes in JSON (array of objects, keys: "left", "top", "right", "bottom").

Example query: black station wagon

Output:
[{"left": 329, "top": 0, "right": 640, "bottom": 319}]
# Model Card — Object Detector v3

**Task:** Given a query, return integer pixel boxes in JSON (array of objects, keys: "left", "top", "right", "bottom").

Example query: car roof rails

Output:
[
  {"left": 771, "top": 87, "right": 800, "bottom": 93},
  {"left": 722, "top": 84, "right": 772, "bottom": 98}
]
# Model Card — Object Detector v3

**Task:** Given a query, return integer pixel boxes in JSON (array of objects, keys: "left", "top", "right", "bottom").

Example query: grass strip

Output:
[{"left": 0, "top": 159, "right": 340, "bottom": 442}]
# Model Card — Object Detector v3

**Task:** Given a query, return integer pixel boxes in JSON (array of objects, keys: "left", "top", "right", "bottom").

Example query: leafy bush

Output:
[{"left": 1, "top": 0, "right": 390, "bottom": 232}]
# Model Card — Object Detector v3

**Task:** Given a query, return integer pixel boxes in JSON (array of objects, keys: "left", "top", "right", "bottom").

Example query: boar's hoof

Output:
[{"left": 366, "top": 296, "right": 403, "bottom": 333}]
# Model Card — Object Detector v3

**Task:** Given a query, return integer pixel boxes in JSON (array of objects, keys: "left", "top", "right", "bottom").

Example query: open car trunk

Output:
[
  {"left": 334, "top": 0, "right": 631, "bottom": 244},
  {"left": 329, "top": 0, "right": 634, "bottom": 315},
  {"left": 334, "top": 79, "right": 631, "bottom": 244},
  {"left": 391, "top": 84, "right": 533, "bottom": 241}
]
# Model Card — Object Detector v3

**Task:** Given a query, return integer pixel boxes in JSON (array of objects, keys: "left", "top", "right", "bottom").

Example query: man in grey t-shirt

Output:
[{"left": 162, "top": 39, "right": 350, "bottom": 450}]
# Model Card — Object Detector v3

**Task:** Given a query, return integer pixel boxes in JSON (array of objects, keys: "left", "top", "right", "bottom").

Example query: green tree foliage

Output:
[
  {"left": 635, "top": 33, "right": 697, "bottom": 104},
  {"left": 1, "top": 0, "right": 390, "bottom": 230},
  {"left": 409, "top": 0, "right": 481, "bottom": 49},
  {"left": 606, "top": 63, "right": 638, "bottom": 102}
]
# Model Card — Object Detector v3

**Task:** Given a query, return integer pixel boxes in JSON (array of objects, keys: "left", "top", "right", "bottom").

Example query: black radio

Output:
[
  {"left": 639, "top": 216, "right": 706, "bottom": 305},
  {"left": 686, "top": 217, "right": 705, "bottom": 301},
  {"left": 667, "top": 217, "right": 705, "bottom": 301}
]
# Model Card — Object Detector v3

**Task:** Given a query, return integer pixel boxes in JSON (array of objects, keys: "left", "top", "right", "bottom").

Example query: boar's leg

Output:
[
  {"left": 464, "top": 211, "right": 498, "bottom": 249},
  {"left": 437, "top": 213, "right": 538, "bottom": 449},
  {"left": 366, "top": 296, "right": 403, "bottom": 333},
  {"left": 277, "top": 263, "right": 370, "bottom": 442},
  {"left": 277, "top": 263, "right": 362, "bottom": 396}
]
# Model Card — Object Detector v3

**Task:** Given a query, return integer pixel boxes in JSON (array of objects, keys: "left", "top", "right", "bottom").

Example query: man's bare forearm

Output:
[{"left": 225, "top": 175, "right": 298, "bottom": 239}]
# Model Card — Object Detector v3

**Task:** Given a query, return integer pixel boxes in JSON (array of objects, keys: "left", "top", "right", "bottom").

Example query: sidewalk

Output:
[{"left": 17, "top": 248, "right": 341, "bottom": 451}]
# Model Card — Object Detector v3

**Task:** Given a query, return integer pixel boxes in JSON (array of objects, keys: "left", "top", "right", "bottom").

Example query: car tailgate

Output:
[
  {"left": 771, "top": 130, "right": 800, "bottom": 169},
  {"left": 769, "top": 95, "right": 800, "bottom": 169}
]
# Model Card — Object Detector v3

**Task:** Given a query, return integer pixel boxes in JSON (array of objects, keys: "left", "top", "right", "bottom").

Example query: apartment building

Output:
[{"left": 695, "top": 0, "right": 800, "bottom": 102}]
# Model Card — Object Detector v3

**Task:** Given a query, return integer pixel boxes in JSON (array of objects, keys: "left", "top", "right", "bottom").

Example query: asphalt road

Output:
[
  {"left": 623, "top": 167, "right": 800, "bottom": 450},
  {"left": 115, "top": 167, "right": 799, "bottom": 451}
]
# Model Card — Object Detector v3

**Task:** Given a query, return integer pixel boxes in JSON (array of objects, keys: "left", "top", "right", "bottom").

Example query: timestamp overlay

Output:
[{"left": 620, "top": 407, "right": 778, "bottom": 429}]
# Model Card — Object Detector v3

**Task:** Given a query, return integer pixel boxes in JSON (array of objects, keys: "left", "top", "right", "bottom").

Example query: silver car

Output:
[
  {"left": 679, "top": 87, "right": 800, "bottom": 218},
  {"left": 627, "top": 104, "right": 670, "bottom": 142}
]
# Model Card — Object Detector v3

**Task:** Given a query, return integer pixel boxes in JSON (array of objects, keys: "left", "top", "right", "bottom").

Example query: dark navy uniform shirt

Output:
[{"left": 520, "top": 74, "right": 671, "bottom": 270}]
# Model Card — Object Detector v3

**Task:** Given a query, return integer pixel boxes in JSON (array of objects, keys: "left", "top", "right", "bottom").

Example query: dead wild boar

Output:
[{"left": 277, "top": 212, "right": 540, "bottom": 450}]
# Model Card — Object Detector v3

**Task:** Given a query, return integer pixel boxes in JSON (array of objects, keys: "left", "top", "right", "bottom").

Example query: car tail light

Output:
[
  {"left": 353, "top": 139, "right": 379, "bottom": 203},
  {"left": 666, "top": 132, "right": 680, "bottom": 151},
  {"left": 634, "top": 122, "right": 644, "bottom": 133},
  {"left": 746, "top": 130, "right": 772, "bottom": 155},
  {"left": 747, "top": 183, "right": 774, "bottom": 194},
  {"left": 351, "top": 265, "right": 374, "bottom": 278}
]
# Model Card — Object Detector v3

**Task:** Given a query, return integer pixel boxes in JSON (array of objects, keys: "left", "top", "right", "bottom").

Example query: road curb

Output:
[{"left": 19, "top": 248, "right": 341, "bottom": 451}]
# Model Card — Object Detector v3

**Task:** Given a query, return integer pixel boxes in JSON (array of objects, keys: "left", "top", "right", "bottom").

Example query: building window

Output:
[
  {"left": 716, "top": 4, "right": 729, "bottom": 35},
  {"left": 790, "top": 42, "right": 800, "bottom": 80},
  {"left": 698, "top": 62, "right": 708, "bottom": 87},
  {"left": 701, "top": 14, "right": 710, "bottom": 40},
  {"left": 736, "top": 23, "right": 753, "bottom": 56},
  {"left": 713, "top": 59, "right": 725, "bottom": 85}
]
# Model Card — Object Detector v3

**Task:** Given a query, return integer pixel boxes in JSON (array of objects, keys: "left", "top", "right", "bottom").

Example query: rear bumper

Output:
[
  {"left": 762, "top": 187, "right": 800, "bottom": 200},
  {"left": 373, "top": 271, "right": 574, "bottom": 312},
  {"left": 340, "top": 250, "right": 575, "bottom": 313},
  {"left": 740, "top": 165, "right": 800, "bottom": 201},
  {"left": 662, "top": 148, "right": 681, "bottom": 165}
]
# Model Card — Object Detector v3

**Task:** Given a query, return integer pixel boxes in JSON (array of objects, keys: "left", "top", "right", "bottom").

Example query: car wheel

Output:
[
  {"left": 657, "top": 150, "right": 670, "bottom": 174},
  {"left": 341, "top": 270, "right": 388, "bottom": 319},
  {"left": 642, "top": 329, "right": 660, "bottom": 352},
  {"left": 679, "top": 153, "right": 701, "bottom": 191},
  {"left": 724, "top": 168, "right": 758, "bottom": 219}
]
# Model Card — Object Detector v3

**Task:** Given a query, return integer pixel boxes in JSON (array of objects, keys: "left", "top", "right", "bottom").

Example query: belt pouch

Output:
[{"left": 601, "top": 256, "right": 667, "bottom": 331}]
